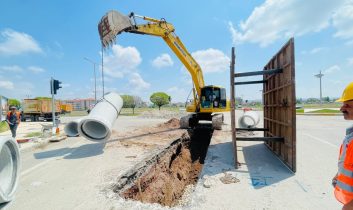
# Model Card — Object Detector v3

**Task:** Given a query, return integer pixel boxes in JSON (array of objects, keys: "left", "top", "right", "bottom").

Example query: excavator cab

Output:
[{"left": 200, "top": 86, "right": 227, "bottom": 109}]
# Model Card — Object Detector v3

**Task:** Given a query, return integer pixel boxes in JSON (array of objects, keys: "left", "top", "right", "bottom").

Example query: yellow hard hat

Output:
[{"left": 336, "top": 82, "right": 353, "bottom": 102}]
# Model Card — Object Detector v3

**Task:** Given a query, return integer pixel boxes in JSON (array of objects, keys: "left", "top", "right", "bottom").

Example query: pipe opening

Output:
[
  {"left": 0, "top": 141, "right": 18, "bottom": 196},
  {"left": 242, "top": 116, "right": 256, "bottom": 127},
  {"left": 64, "top": 121, "right": 79, "bottom": 137},
  {"left": 81, "top": 120, "right": 109, "bottom": 140}
]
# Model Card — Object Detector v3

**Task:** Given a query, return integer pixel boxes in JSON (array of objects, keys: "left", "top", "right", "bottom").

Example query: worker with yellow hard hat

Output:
[{"left": 333, "top": 82, "right": 353, "bottom": 209}]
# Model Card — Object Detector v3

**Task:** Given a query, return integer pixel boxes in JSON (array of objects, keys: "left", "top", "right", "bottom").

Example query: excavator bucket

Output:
[{"left": 98, "top": 10, "right": 133, "bottom": 48}]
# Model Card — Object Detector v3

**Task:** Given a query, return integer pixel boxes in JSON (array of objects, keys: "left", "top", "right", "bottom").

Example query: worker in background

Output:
[
  {"left": 6, "top": 105, "right": 21, "bottom": 138},
  {"left": 333, "top": 82, "right": 353, "bottom": 210}
]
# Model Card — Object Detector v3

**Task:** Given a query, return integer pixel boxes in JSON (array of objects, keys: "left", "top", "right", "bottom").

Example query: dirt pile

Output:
[
  {"left": 138, "top": 110, "right": 187, "bottom": 119},
  {"left": 161, "top": 118, "right": 180, "bottom": 128},
  {"left": 108, "top": 119, "right": 185, "bottom": 150}
]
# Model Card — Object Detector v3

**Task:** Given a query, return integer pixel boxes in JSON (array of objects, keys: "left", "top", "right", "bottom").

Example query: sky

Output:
[{"left": 0, "top": 0, "right": 352, "bottom": 103}]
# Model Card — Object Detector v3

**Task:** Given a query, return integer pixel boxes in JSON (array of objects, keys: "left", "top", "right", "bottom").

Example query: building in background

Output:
[
  {"left": 0, "top": 95, "right": 8, "bottom": 121},
  {"left": 62, "top": 98, "right": 95, "bottom": 111}
]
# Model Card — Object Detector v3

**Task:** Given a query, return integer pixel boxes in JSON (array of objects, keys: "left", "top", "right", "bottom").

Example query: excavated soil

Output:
[
  {"left": 108, "top": 118, "right": 185, "bottom": 150},
  {"left": 114, "top": 125, "right": 214, "bottom": 207}
]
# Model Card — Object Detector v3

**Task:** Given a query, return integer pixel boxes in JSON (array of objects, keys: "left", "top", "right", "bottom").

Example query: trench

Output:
[{"left": 113, "top": 125, "right": 213, "bottom": 207}]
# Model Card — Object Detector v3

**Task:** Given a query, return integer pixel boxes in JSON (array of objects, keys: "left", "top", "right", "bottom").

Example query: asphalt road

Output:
[
  {"left": 4, "top": 116, "right": 166, "bottom": 210},
  {"left": 3, "top": 113, "right": 351, "bottom": 210}
]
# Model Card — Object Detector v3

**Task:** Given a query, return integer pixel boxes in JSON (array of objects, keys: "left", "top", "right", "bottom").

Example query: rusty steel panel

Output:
[{"left": 263, "top": 38, "right": 296, "bottom": 172}]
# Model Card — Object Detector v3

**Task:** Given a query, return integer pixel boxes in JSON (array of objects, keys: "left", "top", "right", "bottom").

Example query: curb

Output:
[{"left": 296, "top": 113, "right": 342, "bottom": 116}]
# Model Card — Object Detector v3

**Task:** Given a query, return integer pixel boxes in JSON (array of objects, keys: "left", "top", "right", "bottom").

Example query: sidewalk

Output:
[{"left": 0, "top": 121, "right": 65, "bottom": 151}]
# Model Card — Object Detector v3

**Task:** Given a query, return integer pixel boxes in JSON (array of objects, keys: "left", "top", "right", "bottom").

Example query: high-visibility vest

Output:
[
  {"left": 335, "top": 128, "right": 353, "bottom": 204},
  {"left": 7, "top": 111, "right": 21, "bottom": 125}
]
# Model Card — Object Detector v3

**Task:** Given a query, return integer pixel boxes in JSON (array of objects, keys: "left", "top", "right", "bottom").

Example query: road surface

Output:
[{"left": 4, "top": 113, "right": 350, "bottom": 210}]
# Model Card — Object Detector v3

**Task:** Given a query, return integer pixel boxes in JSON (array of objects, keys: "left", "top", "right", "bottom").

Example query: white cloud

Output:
[
  {"left": 229, "top": 0, "right": 345, "bottom": 47},
  {"left": 323, "top": 65, "right": 341, "bottom": 74},
  {"left": 128, "top": 73, "right": 150, "bottom": 90},
  {"left": 0, "top": 80, "right": 14, "bottom": 89},
  {"left": 348, "top": 57, "right": 353, "bottom": 65},
  {"left": 0, "top": 29, "right": 43, "bottom": 56},
  {"left": 103, "top": 44, "right": 142, "bottom": 78},
  {"left": 0, "top": 65, "right": 23, "bottom": 72},
  {"left": 61, "top": 83, "right": 71, "bottom": 88},
  {"left": 28, "top": 66, "right": 45, "bottom": 73},
  {"left": 167, "top": 86, "right": 179, "bottom": 92},
  {"left": 152, "top": 53, "right": 174, "bottom": 68},
  {"left": 302, "top": 47, "right": 326, "bottom": 55},
  {"left": 191, "top": 48, "right": 230, "bottom": 73},
  {"left": 332, "top": 0, "right": 353, "bottom": 41},
  {"left": 166, "top": 86, "right": 189, "bottom": 102}
]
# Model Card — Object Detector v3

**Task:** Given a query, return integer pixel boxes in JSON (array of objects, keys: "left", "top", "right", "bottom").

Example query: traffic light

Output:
[{"left": 50, "top": 79, "right": 62, "bottom": 95}]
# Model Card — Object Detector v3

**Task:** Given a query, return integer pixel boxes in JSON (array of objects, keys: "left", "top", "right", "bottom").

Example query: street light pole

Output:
[
  {"left": 84, "top": 57, "right": 97, "bottom": 103},
  {"left": 314, "top": 70, "right": 324, "bottom": 104}
]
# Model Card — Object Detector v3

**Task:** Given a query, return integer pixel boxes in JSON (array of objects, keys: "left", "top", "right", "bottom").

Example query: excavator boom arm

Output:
[{"left": 98, "top": 11, "right": 205, "bottom": 105}]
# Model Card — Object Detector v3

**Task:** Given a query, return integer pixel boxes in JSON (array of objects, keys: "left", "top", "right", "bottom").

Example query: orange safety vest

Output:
[
  {"left": 7, "top": 111, "right": 21, "bottom": 125},
  {"left": 335, "top": 128, "right": 353, "bottom": 204}
]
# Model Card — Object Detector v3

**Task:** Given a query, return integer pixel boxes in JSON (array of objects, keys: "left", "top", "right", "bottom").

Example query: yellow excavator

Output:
[{"left": 98, "top": 11, "right": 230, "bottom": 129}]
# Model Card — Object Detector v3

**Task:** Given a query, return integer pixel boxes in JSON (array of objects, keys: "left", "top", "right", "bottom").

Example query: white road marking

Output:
[
  {"left": 302, "top": 133, "right": 339, "bottom": 148},
  {"left": 20, "top": 140, "right": 83, "bottom": 177}
]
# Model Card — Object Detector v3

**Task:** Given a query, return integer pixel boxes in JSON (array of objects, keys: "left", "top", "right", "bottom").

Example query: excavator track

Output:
[{"left": 180, "top": 113, "right": 223, "bottom": 130}]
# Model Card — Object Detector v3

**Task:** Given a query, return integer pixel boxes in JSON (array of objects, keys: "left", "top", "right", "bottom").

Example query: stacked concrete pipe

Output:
[
  {"left": 64, "top": 119, "right": 82, "bottom": 137},
  {"left": 0, "top": 136, "right": 20, "bottom": 204},
  {"left": 238, "top": 111, "right": 260, "bottom": 128},
  {"left": 78, "top": 92, "right": 123, "bottom": 141}
]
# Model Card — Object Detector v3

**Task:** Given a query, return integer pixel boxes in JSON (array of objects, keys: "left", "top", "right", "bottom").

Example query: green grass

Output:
[
  {"left": 119, "top": 107, "right": 181, "bottom": 116},
  {"left": 296, "top": 109, "right": 304, "bottom": 113},
  {"left": 307, "top": 109, "right": 341, "bottom": 114},
  {"left": 60, "top": 107, "right": 182, "bottom": 117},
  {"left": 0, "top": 121, "right": 9, "bottom": 133},
  {"left": 302, "top": 103, "right": 342, "bottom": 108},
  {"left": 24, "top": 131, "right": 42, "bottom": 138},
  {"left": 61, "top": 110, "right": 88, "bottom": 117}
]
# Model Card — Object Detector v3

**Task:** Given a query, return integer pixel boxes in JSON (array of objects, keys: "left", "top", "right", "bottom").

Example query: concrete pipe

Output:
[
  {"left": 238, "top": 111, "right": 260, "bottom": 128},
  {"left": 78, "top": 92, "right": 123, "bottom": 141},
  {"left": 0, "top": 137, "right": 20, "bottom": 204},
  {"left": 64, "top": 119, "right": 81, "bottom": 137}
]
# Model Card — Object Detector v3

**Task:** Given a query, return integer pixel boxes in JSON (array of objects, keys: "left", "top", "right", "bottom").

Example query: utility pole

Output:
[
  {"left": 314, "top": 70, "right": 324, "bottom": 104},
  {"left": 101, "top": 45, "right": 105, "bottom": 98},
  {"left": 50, "top": 78, "right": 62, "bottom": 134},
  {"left": 50, "top": 78, "right": 55, "bottom": 132},
  {"left": 84, "top": 57, "right": 97, "bottom": 103}
]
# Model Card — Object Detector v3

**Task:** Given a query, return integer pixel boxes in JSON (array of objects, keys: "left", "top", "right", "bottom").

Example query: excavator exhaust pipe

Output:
[
  {"left": 78, "top": 92, "right": 123, "bottom": 142},
  {"left": 98, "top": 10, "right": 133, "bottom": 48}
]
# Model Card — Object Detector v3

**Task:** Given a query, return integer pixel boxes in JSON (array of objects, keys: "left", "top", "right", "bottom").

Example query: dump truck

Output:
[
  {"left": 61, "top": 104, "right": 73, "bottom": 114},
  {"left": 22, "top": 99, "right": 61, "bottom": 121}
]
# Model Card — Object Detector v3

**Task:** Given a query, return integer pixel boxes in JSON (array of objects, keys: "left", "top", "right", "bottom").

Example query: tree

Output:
[
  {"left": 296, "top": 98, "right": 303, "bottom": 104},
  {"left": 323, "top": 96, "right": 330, "bottom": 102},
  {"left": 150, "top": 92, "right": 171, "bottom": 110},
  {"left": 8, "top": 99, "right": 21, "bottom": 108},
  {"left": 121, "top": 95, "right": 143, "bottom": 114}
]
